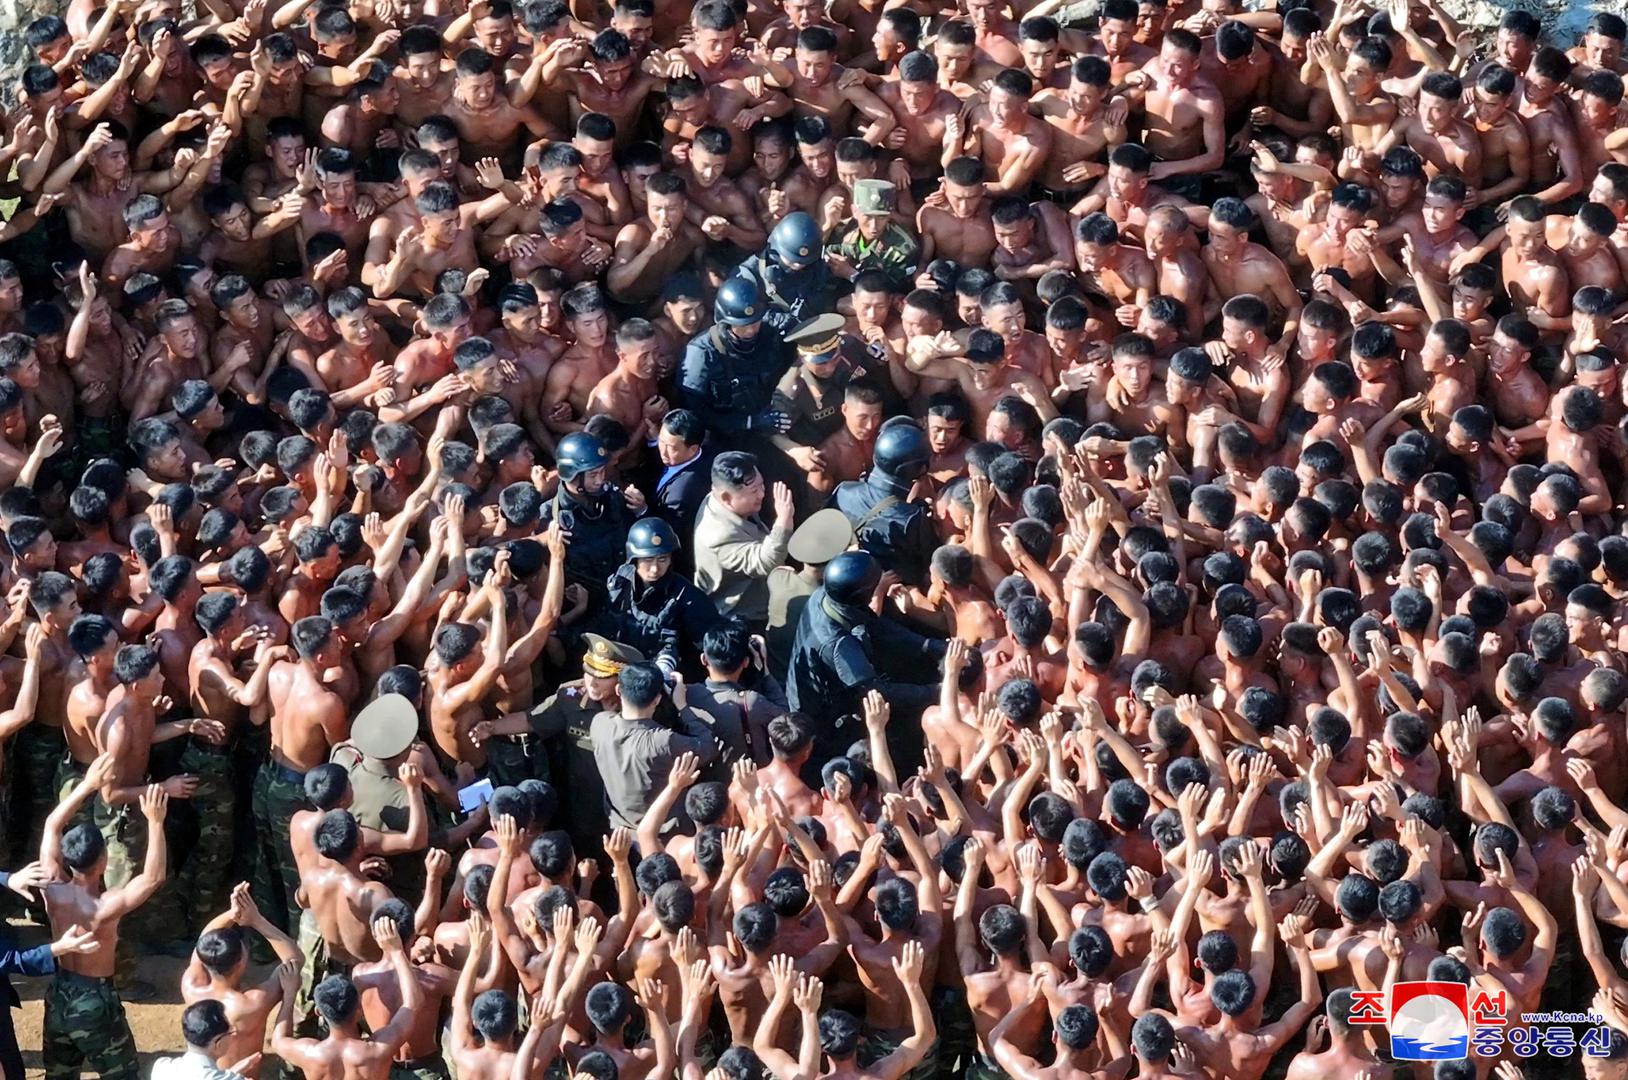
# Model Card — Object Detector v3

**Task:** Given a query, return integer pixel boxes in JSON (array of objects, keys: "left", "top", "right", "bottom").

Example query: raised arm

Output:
[{"left": 871, "top": 942, "right": 936, "bottom": 1080}]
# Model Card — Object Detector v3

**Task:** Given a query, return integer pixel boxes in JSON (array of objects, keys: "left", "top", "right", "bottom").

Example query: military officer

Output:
[
  {"left": 826, "top": 180, "right": 920, "bottom": 291},
  {"left": 532, "top": 635, "right": 641, "bottom": 860},
  {"left": 784, "top": 550, "right": 945, "bottom": 765},
  {"left": 829, "top": 419, "right": 939, "bottom": 587},
  {"left": 769, "top": 312, "right": 883, "bottom": 471},
  {"left": 766, "top": 507, "right": 854, "bottom": 679},
  {"left": 538, "top": 432, "right": 643, "bottom": 604},
  {"left": 734, "top": 212, "right": 843, "bottom": 320}
]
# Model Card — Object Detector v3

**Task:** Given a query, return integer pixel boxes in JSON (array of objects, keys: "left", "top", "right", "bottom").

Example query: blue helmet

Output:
[
  {"left": 555, "top": 432, "right": 608, "bottom": 482},
  {"left": 626, "top": 517, "right": 680, "bottom": 559},
  {"left": 768, "top": 212, "right": 822, "bottom": 270},
  {"left": 823, "top": 550, "right": 880, "bottom": 606},
  {"left": 872, "top": 421, "right": 930, "bottom": 482},
  {"left": 715, "top": 276, "right": 764, "bottom": 327}
]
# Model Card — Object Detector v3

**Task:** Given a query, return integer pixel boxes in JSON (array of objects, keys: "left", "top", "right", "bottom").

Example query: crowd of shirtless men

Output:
[{"left": 2, "top": 0, "right": 1628, "bottom": 1076}]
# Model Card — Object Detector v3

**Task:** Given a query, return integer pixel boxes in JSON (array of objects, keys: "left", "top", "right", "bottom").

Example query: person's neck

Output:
[
  {"left": 1058, "top": 1046, "right": 1094, "bottom": 1071},
  {"left": 88, "top": 171, "right": 125, "bottom": 195}
]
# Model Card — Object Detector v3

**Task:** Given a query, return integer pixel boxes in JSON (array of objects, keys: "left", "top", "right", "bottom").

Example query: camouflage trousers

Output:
[
  {"left": 861, "top": 1028, "right": 940, "bottom": 1080},
  {"left": 91, "top": 796, "right": 173, "bottom": 971},
  {"left": 42, "top": 971, "right": 138, "bottom": 1080},
  {"left": 250, "top": 761, "right": 307, "bottom": 933},
  {"left": 930, "top": 984, "right": 980, "bottom": 1080},
  {"left": 963, "top": 1055, "right": 1011, "bottom": 1080},
  {"left": 295, "top": 908, "right": 353, "bottom": 1035},
  {"left": 390, "top": 1055, "right": 452, "bottom": 1080},
  {"left": 173, "top": 741, "right": 236, "bottom": 929},
  {"left": 52, "top": 758, "right": 95, "bottom": 833},
  {"left": 9, "top": 725, "right": 67, "bottom": 864}
]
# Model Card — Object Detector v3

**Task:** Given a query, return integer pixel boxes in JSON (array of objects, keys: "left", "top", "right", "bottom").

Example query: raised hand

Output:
[{"left": 372, "top": 915, "right": 402, "bottom": 952}]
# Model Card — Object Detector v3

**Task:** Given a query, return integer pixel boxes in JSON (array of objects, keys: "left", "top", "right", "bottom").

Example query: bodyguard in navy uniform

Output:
[
  {"left": 733, "top": 212, "right": 843, "bottom": 322},
  {"left": 785, "top": 550, "right": 946, "bottom": 766},
  {"left": 830, "top": 419, "right": 939, "bottom": 588},
  {"left": 538, "top": 431, "right": 639, "bottom": 605},
  {"left": 675, "top": 277, "right": 796, "bottom": 443}
]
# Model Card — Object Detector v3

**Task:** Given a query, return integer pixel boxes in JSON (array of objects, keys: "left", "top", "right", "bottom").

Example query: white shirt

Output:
[{"left": 151, "top": 1049, "right": 247, "bottom": 1080}]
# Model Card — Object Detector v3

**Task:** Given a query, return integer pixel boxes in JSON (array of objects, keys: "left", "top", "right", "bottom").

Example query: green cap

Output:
[
  {"left": 852, "top": 179, "right": 896, "bottom": 216},
  {"left": 582, "top": 634, "right": 644, "bottom": 677}
]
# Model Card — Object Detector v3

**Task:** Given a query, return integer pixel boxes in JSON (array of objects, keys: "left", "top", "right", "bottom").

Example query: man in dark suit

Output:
[
  {"left": 649, "top": 409, "right": 715, "bottom": 573},
  {"left": 0, "top": 862, "right": 99, "bottom": 1080}
]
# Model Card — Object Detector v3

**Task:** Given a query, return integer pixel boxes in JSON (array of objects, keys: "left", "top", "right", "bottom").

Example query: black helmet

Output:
[
  {"left": 715, "top": 276, "right": 764, "bottom": 327},
  {"left": 626, "top": 517, "right": 680, "bottom": 559},
  {"left": 555, "top": 432, "right": 608, "bottom": 482},
  {"left": 768, "top": 212, "right": 822, "bottom": 270},
  {"left": 872, "top": 421, "right": 930, "bottom": 482},
  {"left": 823, "top": 551, "right": 880, "bottom": 606}
]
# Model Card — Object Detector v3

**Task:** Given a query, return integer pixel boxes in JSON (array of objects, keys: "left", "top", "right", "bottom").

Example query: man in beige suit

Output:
[{"left": 691, "top": 451, "right": 795, "bottom": 623}]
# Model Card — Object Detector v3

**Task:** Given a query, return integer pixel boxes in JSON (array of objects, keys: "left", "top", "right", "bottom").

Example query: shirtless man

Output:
[
  {"left": 1166, "top": 916, "right": 1322, "bottom": 1080},
  {"left": 918, "top": 157, "right": 997, "bottom": 268},
  {"left": 427, "top": 569, "right": 509, "bottom": 769},
  {"left": 1032, "top": 56, "right": 1124, "bottom": 203},
  {"left": 255, "top": 616, "right": 351, "bottom": 931},
  {"left": 298, "top": 148, "right": 376, "bottom": 263},
  {"left": 1282, "top": 991, "right": 1379, "bottom": 1080},
  {"left": 1468, "top": 64, "right": 1532, "bottom": 211},
  {"left": 876, "top": 52, "right": 962, "bottom": 192},
  {"left": 677, "top": 127, "right": 766, "bottom": 253},
  {"left": 1309, "top": 36, "right": 1397, "bottom": 155},
  {"left": 443, "top": 48, "right": 555, "bottom": 167},
  {"left": 907, "top": 328, "right": 1058, "bottom": 430},
  {"left": 181, "top": 884, "right": 303, "bottom": 1077},
  {"left": 1520, "top": 47, "right": 1588, "bottom": 207},
  {"left": 40, "top": 123, "right": 171, "bottom": 263},
  {"left": 1086, "top": 332, "right": 1183, "bottom": 439},
  {"left": 1144, "top": 205, "right": 1210, "bottom": 340},
  {"left": 101, "top": 193, "right": 183, "bottom": 291},
  {"left": 807, "top": 383, "right": 883, "bottom": 494},
  {"left": 1115, "top": 30, "right": 1224, "bottom": 191},
  {"left": 1379, "top": 72, "right": 1484, "bottom": 187},
  {"left": 394, "top": 27, "right": 457, "bottom": 129},
  {"left": 449, "top": 919, "right": 570, "bottom": 1080},
  {"left": 1071, "top": 143, "right": 1202, "bottom": 244},
  {"left": 315, "top": 287, "right": 396, "bottom": 408},
  {"left": 759, "top": 29, "right": 896, "bottom": 144},
  {"left": 1299, "top": 184, "right": 1381, "bottom": 303},
  {"left": 372, "top": 180, "right": 512, "bottom": 300},
  {"left": 1201, "top": 198, "right": 1301, "bottom": 339},
  {"left": 606, "top": 172, "right": 705, "bottom": 308},
  {"left": 542, "top": 286, "right": 620, "bottom": 432},
  {"left": 586, "top": 319, "right": 667, "bottom": 445},
  {"left": 39, "top": 771, "right": 167, "bottom": 1080},
  {"left": 1372, "top": 175, "right": 1477, "bottom": 292},
  {"left": 271, "top": 915, "right": 421, "bottom": 1080},
  {"left": 961, "top": 69, "right": 1053, "bottom": 194}
]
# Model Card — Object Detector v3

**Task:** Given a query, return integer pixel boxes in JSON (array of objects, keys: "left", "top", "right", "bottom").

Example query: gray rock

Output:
[{"left": 0, "top": 0, "right": 64, "bottom": 107}]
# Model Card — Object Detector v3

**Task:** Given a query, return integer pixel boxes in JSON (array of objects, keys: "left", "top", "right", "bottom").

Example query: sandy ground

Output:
[{"left": 7, "top": 916, "right": 189, "bottom": 1079}]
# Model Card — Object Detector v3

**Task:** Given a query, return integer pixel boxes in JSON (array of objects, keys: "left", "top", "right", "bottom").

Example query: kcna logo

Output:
[
  {"left": 1350, "top": 981, "right": 1482, "bottom": 1060},
  {"left": 1350, "top": 982, "right": 1613, "bottom": 1062}
]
